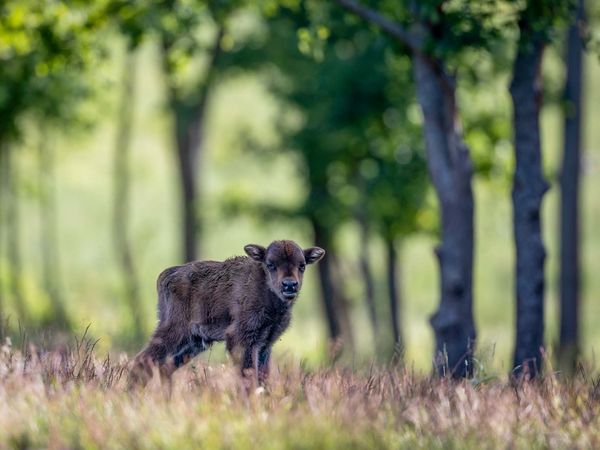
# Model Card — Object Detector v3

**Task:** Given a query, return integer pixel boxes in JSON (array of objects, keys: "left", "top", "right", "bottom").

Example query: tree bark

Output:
[
  {"left": 38, "top": 127, "right": 70, "bottom": 330},
  {"left": 173, "top": 103, "right": 202, "bottom": 263},
  {"left": 386, "top": 237, "right": 403, "bottom": 358},
  {"left": 311, "top": 218, "right": 342, "bottom": 342},
  {"left": 5, "top": 147, "right": 28, "bottom": 325},
  {"left": 356, "top": 206, "right": 378, "bottom": 339},
  {"left": 413, "top": 54, "right": 476, "bottom": 378},
  {"left": 558, "top": 0, "right": 585, "bottom": 372},
  {"left": 162, "top": 27, "right": 224, "bottom": 263},
  {"left": 510, "top": 23, "right": 549, "bottom": 378},
  {"left": 337, "top": 0, "right": 477, "bottom": 378},
  {"left": 329, "top": 251, "right": 355, "bottom": 351},
  {"left": 113, "top": 49, "right": 144, "bottom": 344}
]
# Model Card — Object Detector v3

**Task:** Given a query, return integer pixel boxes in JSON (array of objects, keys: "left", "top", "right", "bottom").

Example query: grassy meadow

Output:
[{"left": 1, "top": 338, "right": 600, "bottom": 449}]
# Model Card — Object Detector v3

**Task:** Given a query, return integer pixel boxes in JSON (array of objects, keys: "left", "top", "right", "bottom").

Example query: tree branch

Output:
[{"left": 336, "top": 0, "right": 421, "bottom": 54}]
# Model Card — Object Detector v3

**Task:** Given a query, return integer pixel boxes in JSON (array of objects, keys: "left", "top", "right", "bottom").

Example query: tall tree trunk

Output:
[
  {"left": 329, "top": 251, "right": 355, "bottom": 351},
  {"left": 413, "top": 55, "right": 476, "bottom": 378},
  {"left": 162, "top": 27, "right": 224, "bottom": 263},
  {"left": 173, "top": 104, "right": 201, "bottom": 263},
  {"left": 510, "top": 24, "right": 549, "bottom": 378},
  {"left": 113, "top": 49, "right": 144, "bottom": 344},
  {"left": 559, "top": 0, "right": 585, "bottom": 372},
  {"left": 356, "top": 206, "right": 378, "bottom": 339},
  {"left": 386, "top": 237, "right": 402, "bottom": 358},
  {"left": 5, "top": 147, "right": 28, "bottom": 325},
  {"left": 311, "top": 218, "right": 342, "bottom": 343},
  {"left": 336, "top": 0, "right": 476, "bottom": 377},
  {"left": 38, "top": 127, "right": 70, "bottom": 330}
]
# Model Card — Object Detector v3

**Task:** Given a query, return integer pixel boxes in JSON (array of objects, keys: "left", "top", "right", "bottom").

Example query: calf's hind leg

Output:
[
  {"left": 129, "top": 324, "right": 204, "bottom": 386},
  {"left": 171, "top": 334, "right": 210, "bottom": 367}
]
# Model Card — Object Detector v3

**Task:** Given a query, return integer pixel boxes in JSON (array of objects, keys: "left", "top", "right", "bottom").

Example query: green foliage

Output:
[
  {"left": 108, "top": 0, "right": 262, "bottom": 98},
  {"left": 0, "top": 0, "right": 104, "bottom": 141},
  {"left": 420, "top": 0, "right": 507, "bottom": 60},
  {"left": 511, "top": 0, "right": 573, "bottom": 42},
  {"left": 254, "top": 4, "right": 430, "bottom": 239},
  {"left": 585, "top": 1, "right": 600, "bottom": 58}
]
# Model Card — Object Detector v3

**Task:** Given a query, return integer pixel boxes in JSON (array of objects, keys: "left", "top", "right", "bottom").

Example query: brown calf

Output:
[{"left": 130, "top": 240, "right": 325, "bottom": 386}]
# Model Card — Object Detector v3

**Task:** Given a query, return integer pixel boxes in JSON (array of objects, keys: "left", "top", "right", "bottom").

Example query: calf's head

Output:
[{"left": 244, "top": 240, "right": 325, "bottom": 301}]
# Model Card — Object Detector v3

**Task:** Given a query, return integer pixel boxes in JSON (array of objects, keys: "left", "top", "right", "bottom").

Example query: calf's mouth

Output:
[{"left": 281, "top": 291, "right": 297, "bottom": 300}]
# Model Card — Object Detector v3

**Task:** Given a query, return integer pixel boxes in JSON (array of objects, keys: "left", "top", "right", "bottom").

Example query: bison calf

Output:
[{"left": 130, "top": 240, "right": 325, "bottom": 386}]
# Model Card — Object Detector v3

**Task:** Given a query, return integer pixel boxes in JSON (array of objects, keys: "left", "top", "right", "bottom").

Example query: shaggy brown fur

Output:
[{"left": 130, "top": 240, "right": 325, "bottom": 386}]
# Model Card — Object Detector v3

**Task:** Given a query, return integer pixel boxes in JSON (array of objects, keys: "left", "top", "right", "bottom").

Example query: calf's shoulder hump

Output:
[{"left": 156, "top": 265, "right": 182, "bottom": 290}]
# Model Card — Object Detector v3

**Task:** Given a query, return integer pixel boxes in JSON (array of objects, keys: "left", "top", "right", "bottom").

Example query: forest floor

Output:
[{"left": 0, "top": 336, "right": 599, "bottom": 450}]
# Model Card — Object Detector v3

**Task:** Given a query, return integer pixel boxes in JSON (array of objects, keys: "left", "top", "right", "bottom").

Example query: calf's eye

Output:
[
  {"left": 299, "top": 264, "right": 306, "bottom": 273},
  {"left": 266, "top": 263, "right": 276, "bottom": 272}
]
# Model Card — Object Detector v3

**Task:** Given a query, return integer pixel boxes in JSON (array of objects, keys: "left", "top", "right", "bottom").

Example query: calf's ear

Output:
[
  {"left": 303, "top": 247, "right": 325, "bottom": 264},
  {"left": 244, "top": 244, "right": 266, "bottom": 262}
]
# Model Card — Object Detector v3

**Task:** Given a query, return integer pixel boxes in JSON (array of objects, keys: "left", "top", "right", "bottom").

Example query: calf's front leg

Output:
[
  {"left": 240, "top": 345, "right": 260, "bottom": 387},
  {"left": 257, "top": 346, "right": 271, "bottom": 386}
]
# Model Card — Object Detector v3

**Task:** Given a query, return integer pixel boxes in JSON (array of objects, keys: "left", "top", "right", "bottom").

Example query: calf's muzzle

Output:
[{"left": 281, "top": 279, "right": 299, "bottom": 298}]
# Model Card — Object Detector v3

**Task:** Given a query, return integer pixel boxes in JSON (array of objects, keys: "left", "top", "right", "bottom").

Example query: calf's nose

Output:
[{"left": 282, "top": 279, "right": 299, "bottom": 292}]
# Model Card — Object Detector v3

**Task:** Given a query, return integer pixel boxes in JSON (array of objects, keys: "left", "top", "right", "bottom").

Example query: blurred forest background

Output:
[{"left": 0, "top": 0, "right": 599, "bottom": 376}]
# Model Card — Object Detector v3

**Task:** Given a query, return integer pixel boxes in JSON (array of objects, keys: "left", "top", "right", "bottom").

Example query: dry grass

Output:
[{"left": 1, "top": 336, "right": 599, "bottom": 450}]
